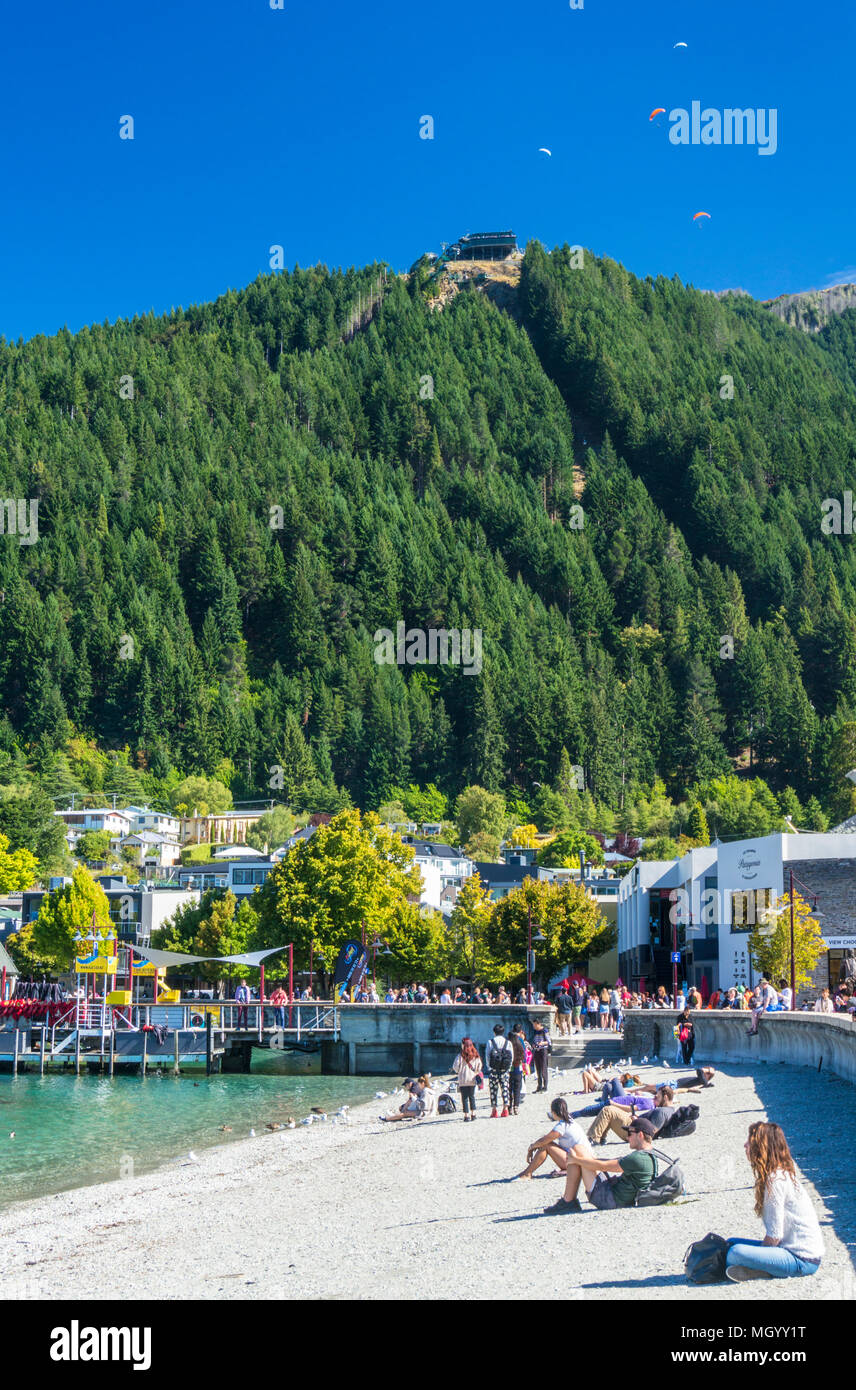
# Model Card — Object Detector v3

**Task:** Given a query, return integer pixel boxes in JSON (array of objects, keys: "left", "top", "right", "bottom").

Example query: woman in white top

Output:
[
  {"left": 725, "top": 1121, "right": 824, "bottom": 1281},
  {"left": 452, "top": 1037, "right": 483, "bottom": 1121},
  {"left": 516, "top": 1098, "right": 593, "bottom": 1179},
  {"left": 814, "top": 988, "right": 834, "bottom": 1014}
]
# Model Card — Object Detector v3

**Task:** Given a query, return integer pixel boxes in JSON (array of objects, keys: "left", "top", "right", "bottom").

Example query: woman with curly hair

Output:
[{"left": 725, "top": 1122, "right": 824, "bottom": 1281}]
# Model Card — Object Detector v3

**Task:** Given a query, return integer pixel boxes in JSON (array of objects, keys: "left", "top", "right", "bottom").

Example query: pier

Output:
[{"left": 0, "top": 999, "right": 557, "bottom": 1077}]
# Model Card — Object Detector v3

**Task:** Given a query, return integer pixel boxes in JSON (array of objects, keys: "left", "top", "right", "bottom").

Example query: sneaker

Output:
[
  {"left": 491, "top": 1108, "right": 499, "bottom": 1118},
  {"left": 500, "top": 1107, "right": 509, "bottom": 1117},
  {"left": 725, "top": 1265, "right": 772, "bottom": 1282},
  {"left": 542, "top": 1198, "right": 582, "bottom": 1215}
]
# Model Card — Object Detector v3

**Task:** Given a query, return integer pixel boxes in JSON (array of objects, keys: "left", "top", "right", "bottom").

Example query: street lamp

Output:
[{"left": 526, "top": 905, "right": 544, "bottom": 1004}]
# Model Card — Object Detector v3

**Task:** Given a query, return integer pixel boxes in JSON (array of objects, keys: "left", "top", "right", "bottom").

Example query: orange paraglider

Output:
[
  {"left": 649, "top": 107, "right": 666, "bottom": 121},
  {"left": 693, "top": 211, "right": 711, "bottom": 220}
]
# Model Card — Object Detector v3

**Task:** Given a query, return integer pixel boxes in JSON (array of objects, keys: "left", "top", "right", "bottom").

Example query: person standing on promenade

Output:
[
  {"left": 724, "top": 1122, "right": 824, "bottom": 1281},
  {"left": 452, "top": 1037, "right": 483, "bottom": 1121},
  {"left": 270, "top": 983, "right": 288, "bottom": 1029},
  {"left": 509, "top": 1023, "right": 527, "bottom": 1115},
  {"left": 748, "top": 977, "right": 778, "bottom": 1035},
  {"left": 813, "top": 987, "right": 834, "bottom": 1014},
  {"left": 235, "top": 979, "right": 250, "bottom": 1030},
  {"left": 598, "top": 987, "right": 610, "bottom": 1030},
  {"left": 608, "top": 984, "right": 621, "bottom": 1033},
  {"left": 571, "top": 981, "right": 584, "bottom": 1033},
  {"left": 677, "top": 1008, "right": 696, "bottom": 1065},
  {"left": 531, "top": 1019, "right": 552, "bottom": 1093},
  {"left": 485, "top": 1023, "right": 513, "bottom": 1117},
  {"left": 586, "top": 991, "right": 599, "bottom": 1029},
  {"left": 555, "top": 986, "right": 573, "bottom": 1036}
]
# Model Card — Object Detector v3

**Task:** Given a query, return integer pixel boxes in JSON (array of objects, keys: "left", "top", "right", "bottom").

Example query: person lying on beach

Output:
[
  {"left": 635, "top": 1066, "right": 715, "bottom": 1094},
  {"left": 587, "top": 1087, "right": 675, "bottom": 1146},
  {"left": 543, "top": 1117, "right": 659, "bottom": 1214},
  {"left": 516, "top": 1098, "right": 594, "bottom": 1180}
]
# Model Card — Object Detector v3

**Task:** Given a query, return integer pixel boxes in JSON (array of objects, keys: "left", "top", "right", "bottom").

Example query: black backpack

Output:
[
  {"left": 635, "top": 1148, "right": 686, "bottom": 1206},
  {"left": 684, "top": 1232, "right": 729, "bottom": 1284},
  {"left": 438, "top": 1093, "right": 457, "bottom": 1114},
  {"left": 658, "top": 1104, "right": 699, "bottom": 1139},
  {"left": 490, "top": 1039, "right": 512, "bottom": 1073}
]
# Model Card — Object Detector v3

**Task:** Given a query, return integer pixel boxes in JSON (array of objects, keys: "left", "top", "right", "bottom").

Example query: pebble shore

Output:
[{"left": 1, "top": 1060, "right": 854, "bottom": 1301}]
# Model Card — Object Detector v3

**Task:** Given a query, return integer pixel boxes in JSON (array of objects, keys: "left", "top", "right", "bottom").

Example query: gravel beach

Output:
[{"left": 2, "top": 1060, "right": 854, "bottom": 1301}]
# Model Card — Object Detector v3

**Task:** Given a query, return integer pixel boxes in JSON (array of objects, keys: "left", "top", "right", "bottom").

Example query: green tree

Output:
[
  {"left": 537, "top": 830, "right": 604, "bottom": 868},
  {"left": 463, "top": 831, "right": 501, "bottom": 861},
  {"left": 252, "top": 809, "right": 421, "bottom": 972},
  {"left": 485, "top": 878, "right": 612, "bottom": 987},
  {"left": 29, "top": 867, "right": 111, "bottom": 971},
  {"left": 171, "top": 775, "right": 233, "bottom": 819},
  {"left": 0, "top": 831, "right": 38, "bottom": 895},
  {"left": 685, "top": 803, "right": 710, "bottom": 846},
  {"left": 449, "top": 872, "right": 493, "bottom": 982},
  {"left": 246, "top": 805, "right": 297, "bottom": 852},
  {"left": 454, "top": 786, "right": 507, "bottom": 844},
  {"left": 76, "top": 830, "right": 113, "bottom": 862}
]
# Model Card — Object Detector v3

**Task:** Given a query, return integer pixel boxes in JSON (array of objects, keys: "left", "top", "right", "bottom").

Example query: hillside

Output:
[{"left": 3, "top": 244, "right": 856, "bottom": 832}]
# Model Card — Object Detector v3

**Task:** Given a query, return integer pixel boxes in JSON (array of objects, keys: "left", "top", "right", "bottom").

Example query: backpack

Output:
[
  {"left": 437, "top": 1093, "right": 457, "bottom": 1114},
  {"left": 490, "top": 1039, "right": 512, "bottom": 1072},
  {"left": 658, "top": 1104, "right": 699, "bottom": 1139},
  {"left": 684, "top": 1232, "right": 729, "bottom": 1284},
  {"left": 634, "top": 1148, "right": 686, "bottom": 1206}
]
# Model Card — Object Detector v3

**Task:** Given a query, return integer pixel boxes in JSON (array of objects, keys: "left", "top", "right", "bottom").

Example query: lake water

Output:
[{"left": 0, "top": 1064, "right": 387, "bottom": 1208}]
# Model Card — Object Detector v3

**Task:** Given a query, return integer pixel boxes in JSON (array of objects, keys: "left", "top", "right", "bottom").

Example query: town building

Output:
[
  {"left": 402, "top": 840, "right": 474, "bottom": 914},
  {"left": 119, "top": 832, "right": 182, "bottom": 871},
  {"left": 180, "top": 809, "right": 265, "bottom": 845},
  {"left": 618, "top": 832, "right": 856, "bottom": 998},
  {"left": 443, "top": 231, "right": 518, "bottom": 261}
]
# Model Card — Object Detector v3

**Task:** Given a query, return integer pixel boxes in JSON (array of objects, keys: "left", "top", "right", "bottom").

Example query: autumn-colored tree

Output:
[{"left": 749, "top": 892, "right": 827, "bottom": 993}]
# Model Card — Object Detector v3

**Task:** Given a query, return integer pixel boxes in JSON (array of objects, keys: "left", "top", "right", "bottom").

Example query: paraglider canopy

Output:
[
  {"left": 693, "top": 210, "right": 711, "bottom": 220},
  {"left": 537, "top": 147, "right": 552, "bottom": 155},
  {"left": 649, "top": 108, "right": 666, "bottom": 121}
]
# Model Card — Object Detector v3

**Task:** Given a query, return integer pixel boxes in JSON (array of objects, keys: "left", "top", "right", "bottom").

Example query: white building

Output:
[
  {"left": 119, "top": 832, "right": 182, "bottom": 871},
  {"left": 56, "top": 808, "right": 133, "bottom": 842},
  {"left": 619, "top": 833, "right": 856, "bottom": 997},
  {"left": 124, "top": 805, "right": 182, "bottom": 838},
  {"left": 401, "top": 840, "right": 473, "bottom": 914}
]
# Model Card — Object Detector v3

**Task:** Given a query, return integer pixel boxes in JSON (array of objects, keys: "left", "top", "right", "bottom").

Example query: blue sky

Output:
[{"left": 1, "top": 0, "right": 852, "bottom": 342}]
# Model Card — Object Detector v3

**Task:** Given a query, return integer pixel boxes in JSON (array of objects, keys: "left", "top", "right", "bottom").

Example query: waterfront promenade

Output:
[{"left": 1, "top": 1057, "right": 854, "bottom": 1301}]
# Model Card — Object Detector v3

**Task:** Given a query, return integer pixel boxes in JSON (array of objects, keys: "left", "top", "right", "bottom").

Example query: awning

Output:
[{"left": 129, "top": 944, "right": 290, "bottom": 969}]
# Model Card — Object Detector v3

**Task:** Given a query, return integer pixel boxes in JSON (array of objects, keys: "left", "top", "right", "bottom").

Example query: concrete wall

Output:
[
  {"left": 323, "top": 1003, "right": 555, "bottom": 1076},
  {"left": 624, "top": 1009, "right": 856, "bottom": 1086}
]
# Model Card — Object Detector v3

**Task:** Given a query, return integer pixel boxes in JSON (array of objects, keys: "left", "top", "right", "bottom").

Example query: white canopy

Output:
[{"left": 130, "top": 943, "right": 290, "bottom": 969}]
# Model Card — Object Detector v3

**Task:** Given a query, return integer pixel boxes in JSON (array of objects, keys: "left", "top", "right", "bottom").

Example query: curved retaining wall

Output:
[{"left": 623, "top": 1009, "right": 856, "bottom": 1086}]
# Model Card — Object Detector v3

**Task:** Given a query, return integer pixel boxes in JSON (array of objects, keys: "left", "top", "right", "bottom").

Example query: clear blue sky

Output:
[{"left": 1, "top": 0, "right": 852, "bottom": 342}]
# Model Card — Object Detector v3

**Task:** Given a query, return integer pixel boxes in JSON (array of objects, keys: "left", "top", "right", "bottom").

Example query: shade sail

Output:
[{"left": 130, "top": 944, "right": 290, "bottom": 969}]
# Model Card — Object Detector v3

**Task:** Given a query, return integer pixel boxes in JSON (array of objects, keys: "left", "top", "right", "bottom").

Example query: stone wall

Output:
[
  {"left": 324, "top": 1002, "right": 555, "bottom": 1076},
  {"left": 789, "top": 858, "right": 856, "bottom": 998},
  {"left": 623, "top": 1008, "right": 856, "bottom": 1085}
]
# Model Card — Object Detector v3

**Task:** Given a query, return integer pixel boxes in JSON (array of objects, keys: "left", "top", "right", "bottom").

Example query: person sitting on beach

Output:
[
  {"left": 452, "top": 1037, "right": 483, "bottom": 1121},
  {"left": 379, "top": 1077, "right": 426, "bottom": 1122},
  {"left": 724, "top": 1122, "right": 824, "bottom": 1281},
  {"left": 516, "top": 1098, "right": 594, "bottom": 1180},
  {"left": 587, "top": 1086, "right": 675, "bottom": 1146},
  {"left": 543, "top": 1116, "right": 659, "bottom": 1214}
]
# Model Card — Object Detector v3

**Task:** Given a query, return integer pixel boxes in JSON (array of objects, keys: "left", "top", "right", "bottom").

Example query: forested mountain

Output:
[{"left": 3, "top": 243, "right": 856, "bottom": 833}]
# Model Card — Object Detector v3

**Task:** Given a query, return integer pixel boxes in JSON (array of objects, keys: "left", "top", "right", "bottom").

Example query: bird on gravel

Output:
[
  {"left": 287, "top": 1120, "right": 296, "bottom": 1129},
  {"left": 219, "top": 1125, "right": 232, "bottom": 1132},
  {"left": 375, "top": 1091, "right": 387, "bottom": 1099},
  {"left": 300, "top": 1116, "right": 314, "bottom": 1126},
  {"left": 266, "top": 1122, "right": 283, "bottom": 1131},
  {"left": 249, "top": 1128, "right": 256, "bottom": 1137}
]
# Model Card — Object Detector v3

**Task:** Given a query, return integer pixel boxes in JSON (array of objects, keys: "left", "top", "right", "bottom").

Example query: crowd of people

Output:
[{"left": 375, "top": 1013, "right": 828, "bottom": 1284}]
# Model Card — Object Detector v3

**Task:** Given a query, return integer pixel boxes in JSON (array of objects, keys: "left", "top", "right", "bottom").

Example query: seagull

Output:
[
  {"left": 265, "top": 1122, "right": 283, "bottom": 1131},
  {"left": 219, "top": 1125, "right": 232, "bottom": 1132},
  {"left": 300, "top": 1116, "right": 314, "bottom": 1126},
  {"left": 641, "top": 1056, "right": 649, "bottom": 1065},
  {"left": 287, "top": 1120, "right": 296, "bottom": 1130},
  {"left": 375, "top": 1091, "right": 387, "bottom": 1099},
  {"left": 9, "top": 1132, "right": 15, "bottom": 1139},
  {"left": 249, "top": 1128, "right": 256, "bottom": 1137},
  {"left": 186, "top": 1151, "right": 198, "bottom": 1162}
]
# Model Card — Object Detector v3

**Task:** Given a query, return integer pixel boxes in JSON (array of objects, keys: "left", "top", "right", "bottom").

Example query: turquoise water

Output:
[{"left": 0, "top": 1065, "right": 386, "bottom": 1208}]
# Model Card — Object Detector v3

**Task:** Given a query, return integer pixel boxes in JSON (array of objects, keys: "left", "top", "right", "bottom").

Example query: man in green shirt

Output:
[{"left": 543, "top": 1117, "right": 658, "bottom": 1214}]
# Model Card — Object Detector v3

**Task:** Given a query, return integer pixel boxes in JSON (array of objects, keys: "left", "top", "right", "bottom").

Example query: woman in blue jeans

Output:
[{"left": 726, "top": 1122, "right": 824, "bottom": 1281}]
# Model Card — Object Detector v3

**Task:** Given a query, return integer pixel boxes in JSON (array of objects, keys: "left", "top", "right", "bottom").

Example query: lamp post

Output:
[{"left": 526, "top": 904, "right": 545, "bottom": 1004}]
